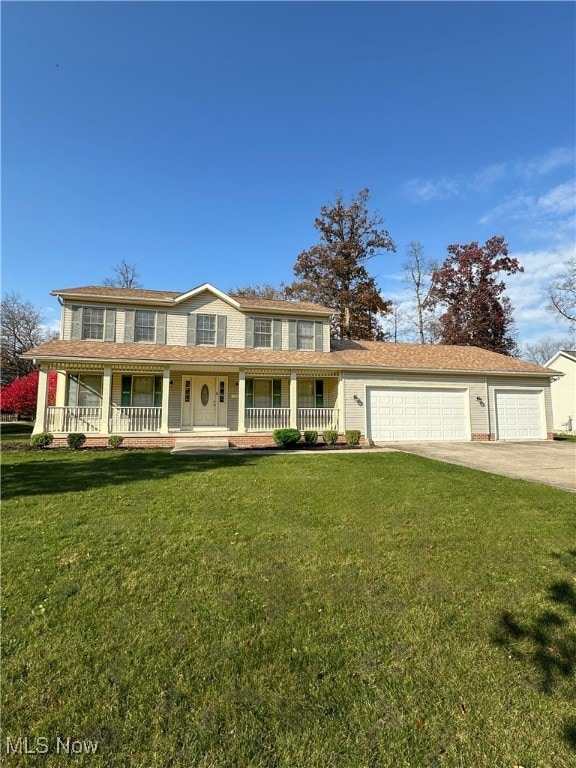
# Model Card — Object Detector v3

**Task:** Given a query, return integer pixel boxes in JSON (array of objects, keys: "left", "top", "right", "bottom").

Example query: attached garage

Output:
[
  {"left": 494, "top": 389, "right": 545, "bottom": 440},
  {"left": 367, "top": 387, "right": 468, "bottom": 441}
]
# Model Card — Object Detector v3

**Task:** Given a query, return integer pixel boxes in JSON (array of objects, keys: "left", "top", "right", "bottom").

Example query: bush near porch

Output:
[{"left": 2, "top": 449, "right": 575, "bottom": 767}]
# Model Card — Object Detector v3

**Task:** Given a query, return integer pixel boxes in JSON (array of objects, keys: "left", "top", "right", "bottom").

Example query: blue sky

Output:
[{"left": 2, "top": 1, "right": 575, "bottom": 347}]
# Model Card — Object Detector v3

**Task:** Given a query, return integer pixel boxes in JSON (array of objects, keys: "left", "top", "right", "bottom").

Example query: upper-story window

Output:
[
  {"left": 196, "top": 314, "right": 216, "bottom": 345},
  {"left": 134, "top": 310, "right": 156, "bottom": 342},
  {"left": 297, "top": 320, "right": 314, "bottom": 350},
  {"left": 254, "top": 318, "right": 272, "bottom": 348},
  {"left": 82, "top": 307, "right": 105, "bottom": 340}
]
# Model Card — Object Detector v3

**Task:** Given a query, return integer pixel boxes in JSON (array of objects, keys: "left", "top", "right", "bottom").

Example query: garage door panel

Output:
[
  {"left": 495, "top": 390, "right": 543, "bottom": 439},
  {"left": 368, "top": 387, "right": 468, "bottom": 441}
]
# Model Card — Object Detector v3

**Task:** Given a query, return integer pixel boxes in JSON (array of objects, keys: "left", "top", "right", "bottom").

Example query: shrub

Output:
[
  {"left": 322, "top": 430, "right": 339, "bottom": 446},
  {"left": 30, "top": 432, "right": 54, "bottom": 449},
  {"left": 67, "top": 433, "right": 86, "bottom": 450},
  {"left": 273, "top": 428, "right": 301, "bottom": 448},
  {"left": 304, "top": 430, "right": 318, "bottom": 445},
  {"left": 345, "top": 430, "right": 361, "bottom": 446},
  {"left": 108, "top": 435, "right": 124, "bottom": 449}
]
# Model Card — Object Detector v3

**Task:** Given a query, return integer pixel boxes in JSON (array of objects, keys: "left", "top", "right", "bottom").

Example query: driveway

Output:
[{"left": 374, "top": 440, "right": 576, "bottom": 492}]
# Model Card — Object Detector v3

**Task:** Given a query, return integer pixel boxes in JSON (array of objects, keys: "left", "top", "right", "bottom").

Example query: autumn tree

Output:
[
  {"left": 0, "top": 292, "right": 57, "bottom": 384},
  {"left": 103, "top": 259, "right": 142, "bottom": 289},
  {"left": 229, "top": 283, "right": 289, "bottom": 300},
  {"left": 425, "top": 236, "right": 522, "bottom": 355},
  {"left": 0, "top": 370, "right": 57, "bottom": 418},
  {"left": 402, "top": 241, "right": 438, "bottom": 343},
  {"left": 287, "top": 189, "right": 395, "bottom": 340},
  {"left": 548, "top": 257, "right": 576, "bottom": 329}
]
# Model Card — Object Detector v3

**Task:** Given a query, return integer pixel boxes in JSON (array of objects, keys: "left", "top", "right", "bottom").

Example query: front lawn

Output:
[{"left": 2, "top": 449, "right": 575, "bottom": 767}]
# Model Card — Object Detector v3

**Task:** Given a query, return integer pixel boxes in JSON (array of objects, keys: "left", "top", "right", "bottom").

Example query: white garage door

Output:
[
  {"left": 495, "top": 390, "right": 544, "bottom": 440},
  {"left": 367, "top": 387, "right": 468, "bottom": 441}
]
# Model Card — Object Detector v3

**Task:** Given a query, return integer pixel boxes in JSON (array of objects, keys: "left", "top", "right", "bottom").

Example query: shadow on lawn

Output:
[
  {"left": 492, "top": 549, "right": 576, "bottom": 750},
  {"left": 2, "top": 450, "right": 265, "bottom": 499}
]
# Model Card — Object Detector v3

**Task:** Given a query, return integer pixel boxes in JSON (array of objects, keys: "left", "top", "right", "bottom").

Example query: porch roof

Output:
[{"left": 24, "top": 338, "right": 556, "bottom": 377}]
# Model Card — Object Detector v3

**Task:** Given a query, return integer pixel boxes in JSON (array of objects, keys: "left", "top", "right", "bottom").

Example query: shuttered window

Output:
[
  {"left": 245, "top": 379, "right": 282, "bottom": 408},
  {"left": 82, "top": 307, "right": 105, "bottom": 340},
  {"left": 120, "top": 376, "right": 162, "bottom": 407},
  {"left": 134, "top": 310, "right": 156, "bottom": 342}
]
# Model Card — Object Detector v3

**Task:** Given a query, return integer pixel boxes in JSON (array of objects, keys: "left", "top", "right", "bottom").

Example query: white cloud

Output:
[
  {"left": 403, "top": 177, "right": 460, "bottom": 202},
  {"left": 515, "top": 147, "right": 575, "bottom": 178}
]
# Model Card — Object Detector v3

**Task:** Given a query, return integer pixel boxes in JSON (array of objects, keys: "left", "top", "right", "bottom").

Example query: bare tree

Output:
[
  {"left": 402, "top": 241, "right": 437, "bottom": 343},
  {"left": 548, "top": 257, "right": 576, "bottom": 329},
  {"left": 523, "top": 335, "right": 575, "bottom": 365},
  {"left": 229, "top": 283, "right": 289, "bottom": 300},
  {"left": 103, "top": 259, "right": 142, "bottom": 289},
  {"left": 381, "top": 302, "right": 413, "bottom": 343},
  {"left": 1, "top": 292, "right": 57, "bottom": 383}
]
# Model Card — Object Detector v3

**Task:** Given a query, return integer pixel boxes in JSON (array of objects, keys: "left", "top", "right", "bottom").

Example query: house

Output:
[
  {"left": 544, "top": 350, "right": 576, "bottom": 434},
  {"left": 24, "top": 282, "right": 557, "bottom": 446}
]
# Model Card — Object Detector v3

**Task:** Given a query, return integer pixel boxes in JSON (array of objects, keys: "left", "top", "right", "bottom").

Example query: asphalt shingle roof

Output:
[{"left": 24, "top": 338, "right": 556, "bottom": 375}]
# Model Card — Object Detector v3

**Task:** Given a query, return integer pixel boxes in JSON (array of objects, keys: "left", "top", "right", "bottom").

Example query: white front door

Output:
[{"left": 193, "top": 376, "right": 217, "bottom": 427}]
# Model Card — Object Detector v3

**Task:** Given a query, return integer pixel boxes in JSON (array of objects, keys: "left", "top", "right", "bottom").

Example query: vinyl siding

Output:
[
  {"left": 548, "top": 357, "right": 576, "bottom": 431},
  {"left": 487, "top": 376, "right": 553, "bottom": 436},
  {"left": 342, "top": 372, "right": 487, "bottom": 436}
]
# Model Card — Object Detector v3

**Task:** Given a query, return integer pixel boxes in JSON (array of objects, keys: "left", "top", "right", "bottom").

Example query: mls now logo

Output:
[{"left": 5, "top": 736, "right": 99, "bottom": 754}]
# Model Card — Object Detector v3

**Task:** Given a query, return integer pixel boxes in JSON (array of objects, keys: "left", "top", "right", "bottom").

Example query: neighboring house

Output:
[
  {"left": 24, "top": 282, "right": 557, "bottom": 446},
  {"left": 544, "top": 350, "right": 576, "bottom": 434}
]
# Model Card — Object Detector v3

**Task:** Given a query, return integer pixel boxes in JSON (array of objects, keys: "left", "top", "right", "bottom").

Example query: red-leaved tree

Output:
[
  {"left": 425, "top": 236, "right": 523, "bottom": 355},
  {"left": 0, "top": 370, "right": 57, "bottom": 419}
]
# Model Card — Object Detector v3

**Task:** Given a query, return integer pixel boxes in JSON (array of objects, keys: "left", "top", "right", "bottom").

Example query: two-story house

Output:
[{"left": 25, "top": 283, "right": 557, "bottom": 446}]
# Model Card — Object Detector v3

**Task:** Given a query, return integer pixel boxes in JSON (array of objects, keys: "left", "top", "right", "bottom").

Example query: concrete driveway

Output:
[{"left": 374, "top": 440, "right": 576, "bottom": 492}]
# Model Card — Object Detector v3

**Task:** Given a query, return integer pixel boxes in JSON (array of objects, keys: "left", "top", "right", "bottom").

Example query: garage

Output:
[
  {"left": 367, "top": 387, "right": 468, "bottom": 441},
  {"left": 495, "top": 390, "right": 544, "bottom": 440}
]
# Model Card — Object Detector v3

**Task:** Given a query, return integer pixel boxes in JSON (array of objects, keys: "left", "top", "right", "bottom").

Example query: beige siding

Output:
[
  {"left": 62, "top": 305, "right": 72, "bottom": 339},
  {"left": 168, "top": 375, "right": 182, "bottom": 429},
  {"left": 170, "top": 295, "right": 245, "bottom": 347},
  {"left": 548, "top": 357, "right": 576, "bottom": 432},
  {"left": 487, "top": 376, "right": 553, "bottom": 436},
  {"left": 342, "top": 372, "right": 488, "bottom": 437}
]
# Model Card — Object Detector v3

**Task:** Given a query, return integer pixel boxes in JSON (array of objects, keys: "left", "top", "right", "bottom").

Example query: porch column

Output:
[
  {"left": 161, "top": 367, "right": 170, "bottom": 434},
  {"left": 101, "top": 367, "right": 112, "bottom": 434},
  {"left": 55, "top": 371, "right": 66, "bottom": 407},
  {"left": 32, "top": 366, "right": 49, "bottom": 434},
  {"left": 337, "top": 372, "right": 345, "bottom": 432},
  {"left": 238, "top": 369, "right": 246, "bottom": 432},
  {"left": 290, "top": 371, "right": 298, "bottom": 429}
]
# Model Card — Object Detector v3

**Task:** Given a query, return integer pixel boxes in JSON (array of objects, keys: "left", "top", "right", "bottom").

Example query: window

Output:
[
  {"left": 82, "top": 307, "right": 105, "bottom": 340},
  {"left": 245, "top": 379, "right": 282, "bottom": 408},
  {"left": 134, "top": 310, "right": 156, "bottom": 342},
  {"left": 68, "top": 375, "right": 103, "bottom": 406},
  {"left": 196, "top": 314, "right": 216, "bottom": 345},
  {"left": 121, "top": 376, "right": 162, "bottom": 407},
  {"left": 254, "top": 318, "right": 272, "bottom": 348},
  {"left": 297, "top": 320, "right": 314, "bottom": 350},
  {"left": 298, "top": 379, "right": 324, "bottom": 408}
]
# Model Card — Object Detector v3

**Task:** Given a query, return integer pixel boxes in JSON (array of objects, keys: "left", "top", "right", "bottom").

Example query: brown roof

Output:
[
  {"left": 50, "top": 285, "right": 334, "bottom": 315},
  {"left": 23, "top": 338, "right": 556, "bottom": 376}
]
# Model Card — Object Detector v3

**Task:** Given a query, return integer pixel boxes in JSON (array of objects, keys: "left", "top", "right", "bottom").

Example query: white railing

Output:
[
  {"left": 46, "top": 407, "right": 102, "bottom": 433},
  {"left": 110, "top": 406, "right": 162, "bottom": 433},
  {"left": 297, "top": 408, "right": 339, "bottom": 431},
  {"left": 245, "top": 408, "right": 290, "bottom": 431},
  {"left": 1, "top": 413, "right": 19, "bottom": 422}
]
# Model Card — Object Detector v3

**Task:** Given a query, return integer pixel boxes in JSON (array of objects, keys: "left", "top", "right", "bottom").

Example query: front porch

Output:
[{"left": 34, "top": 364, "right": 343, "bottom": 439}]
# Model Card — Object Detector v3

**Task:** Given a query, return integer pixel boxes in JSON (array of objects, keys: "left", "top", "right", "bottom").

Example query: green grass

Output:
[
  {"left": 2, "top": 449, "right": 575, "bottom": 767},
  {"left": 0, "top": 422, "right": 34, "bottom": 448},
  {"left": 554, "top": 433, "right": 576, "bottom": 442}
]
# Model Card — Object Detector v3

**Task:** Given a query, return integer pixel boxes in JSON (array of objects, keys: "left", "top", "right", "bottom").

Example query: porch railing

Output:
[
  {"left": 297, "top": 408, "right": 339, "bottom": 431},
  {"left": 109, "top": 406, "right": 162, "bottom": 433},
  {"left": 245, "top": 408, "right": 290, "bottom": 431},
  {"left": 45, "top": 407, "right": 102, "bottom": 433}
]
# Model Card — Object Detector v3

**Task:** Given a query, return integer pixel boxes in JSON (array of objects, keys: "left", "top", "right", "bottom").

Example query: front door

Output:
[{"left": 193, "top": 376, "right": 217, "bottom": 427}]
